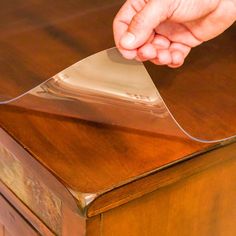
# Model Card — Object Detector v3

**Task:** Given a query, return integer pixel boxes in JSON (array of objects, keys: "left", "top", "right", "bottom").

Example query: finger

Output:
[
  {"left": 113, "top": 1, "right": 138, "bottom": 58},
  {"left": 156, "top": 49, "right": 172, "bottom": 64},
  {"left": 137, "top": 43, "right": 157, "bottom": 61},
  {"left": 169, "top": 42, "right": 191, "bottom": 56},
  {"left": 151, "top": 58, "right": 163, "bottom": 65},
  {"left": 152, "top": 34, "right": 171, "bottom": 49},
  {"left": 168, "top": 42, "right": 191, "bottom": 67},
  {"left": 147, "top": 31, "right": 155, "bottom": 44},
  {"left": 120, "top": 30, "right": 156, "bottom": 61},
  {"left": 168, "top": 51, "right": 185, "bottom": 68},
  {"left": 136, "top": 31, "right": 156, "bottom": 61},
  {"left": 120, "top": 0, "right": 169, "bottom": 50},
  {"left": 119, "top": 48, "right": 137, "bottom": 60}
]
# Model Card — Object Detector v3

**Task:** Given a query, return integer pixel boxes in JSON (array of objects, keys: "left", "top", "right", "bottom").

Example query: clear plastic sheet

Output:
[{"left": 1, "top": 47, "right": 236, "bottom": 143}]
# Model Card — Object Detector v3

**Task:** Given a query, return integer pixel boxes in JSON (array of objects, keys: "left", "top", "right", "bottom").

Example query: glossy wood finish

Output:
[
  {"left": 0, "top": 0, "right": 236, "bottom": 235},
  {"left": 0, "top": 181, "right": 54, "bottom": 236},
  {"left": 1, "top": 123, "right": 235, "bottom": 235},
  {"left": 87, "top": 140, "right": 232, "bottom": 217},
  {"left": 101, "top": 142, "right": 236, "bottom": 236},
  {"left": 0, "top": 195, "right": 39, "bottom": 236},
  {"left": 0, "top": 0, "right": 234, "bottom": 204},
  {"left": 0, "top": 0, "right": 122, "bottom": 98},
  {"left": 0, "top": 0, "right": 235, "bottom": 142},
  {"left": 0, "top": 129, "right": 85, "bottom": 235},
  {"left": 147, "top": 23, "right": 236, "bottom": 141},
  {"left": 0, "top": 105, "right": 212, "bottom": 194}
]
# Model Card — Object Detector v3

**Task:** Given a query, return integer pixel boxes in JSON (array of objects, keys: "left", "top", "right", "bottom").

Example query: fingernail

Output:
[{"left": 120, "top": 32, "right": 136, "bottom": 48}]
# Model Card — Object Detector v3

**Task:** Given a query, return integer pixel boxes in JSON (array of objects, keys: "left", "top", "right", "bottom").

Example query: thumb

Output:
[{"left": 120, "top": 0, "right": 169, "bottom": 50}]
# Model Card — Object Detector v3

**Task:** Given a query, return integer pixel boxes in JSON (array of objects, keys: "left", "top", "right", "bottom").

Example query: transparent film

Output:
[{"left": 0, "top": 47, "right": 236, "bottom": 143}]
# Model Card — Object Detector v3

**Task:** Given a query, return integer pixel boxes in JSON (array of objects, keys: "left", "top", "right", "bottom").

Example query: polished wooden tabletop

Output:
[
  {"left": 0, "top": 0, "right": 235, "bottom": 208},
  {"left": 148, "top": 25, "right": 236, "bottom": 141}
]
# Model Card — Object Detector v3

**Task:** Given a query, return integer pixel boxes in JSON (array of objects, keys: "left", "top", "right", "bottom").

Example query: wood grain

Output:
[
  {"left": 0, "top": 0, "right": 235, "bottom": 221},
  {"left": 101, "top": 147, "right": 236, "bottom": 236},
  {"left": 0, "top": 106, "right": 211, "bottom": 194},
  {"left": 0, "top": 195, "right": 40, "bottom": 236},
  {"left": 0, "top": 142, "right": 62, "bottom": 234},
  {"left": 147, "top": 23, "right": 236, "bottom": 141},
  {"left": 0, "top": 128, "right": 86, "bottom": 235},
  {"left": 0, "top": 181, "right": 55, "bottom": 236},
  {"left": 0, "top": 0, "right": 122, "bottom": 98},
  {"left": 87, "top": 141, "right": 235, "bottom": 217},
  {"left": 86, "top": 216, "right": 101, "bottom": 236}
]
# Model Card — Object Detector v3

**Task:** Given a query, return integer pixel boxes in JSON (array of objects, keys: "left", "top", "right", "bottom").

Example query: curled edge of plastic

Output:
[{"left": 0, "top": 47, "right": 235, "bottom": 143}]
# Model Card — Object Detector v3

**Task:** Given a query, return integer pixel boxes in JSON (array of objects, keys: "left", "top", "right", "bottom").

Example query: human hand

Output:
[{"left": 113, "top": 0, "right": 236, "bottom": 67}]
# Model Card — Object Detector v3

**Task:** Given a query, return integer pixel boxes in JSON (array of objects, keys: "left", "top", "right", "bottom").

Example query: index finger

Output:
[{"left": 113, "top": 1, "right": 137, "bottom": 59}]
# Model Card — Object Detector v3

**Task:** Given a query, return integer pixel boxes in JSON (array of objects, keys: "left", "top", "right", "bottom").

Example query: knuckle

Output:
[
  {"left": 129, "top": 0, "right": 146, "bottom": 11},
  {"left": 131, "top": 14, "right": 146, "bottom": 29}
]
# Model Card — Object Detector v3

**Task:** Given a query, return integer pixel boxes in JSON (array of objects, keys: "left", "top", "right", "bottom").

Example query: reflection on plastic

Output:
[{"left": 0, "top": 48, "right": 235, "bottom": 143}]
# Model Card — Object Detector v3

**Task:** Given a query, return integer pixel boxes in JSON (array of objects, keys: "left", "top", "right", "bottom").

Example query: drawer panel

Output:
[{"left": 0, "top": 195, "right": 39, "bottom": 236}]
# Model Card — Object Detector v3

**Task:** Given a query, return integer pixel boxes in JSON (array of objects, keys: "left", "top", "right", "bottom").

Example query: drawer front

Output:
[
  {"left": 0, "top": 195, "right": 39, "bottom": 236},
  {"left": 0, "top": 128, "right": 86, "bottom": 236},
  {"left": 0, "top": 142, "right": 62, "bottom": 234}
]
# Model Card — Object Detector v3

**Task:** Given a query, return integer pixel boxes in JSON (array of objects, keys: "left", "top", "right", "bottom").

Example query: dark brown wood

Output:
[
  {"left": 0, "top": 129, "right": 86, "bottom": 235},
  {"left": 87, "top": 140, "right": 235, "bottom": 217},
  {"left": 0, "top": 194, "right": 40, "bottom": 236},
  {"left": 0, "top": 106, "right": 212, "bottom": 194},
  {"left": 0, "top": 181, "right": 55, "bottom": 236},
  {"left": 101, "top": 144, "right": 236, "bottom": 236},
  {"left": 147, "top": 23, "right": 236, "bottom": 141},
  {"left": 0, "top": 0, "right": 235, "bottom": 142},
  {"left": 0, "top": 0, "right": 236, "bottom": 235},
  {"left": 86, "top": 216, "right": 101, "bottom": 236},
  {"left": 0, "top": 0, "right": 122, "bottom": 98},
  {"left": 0, "top": 0, "right": 235, "bottom": 201}
]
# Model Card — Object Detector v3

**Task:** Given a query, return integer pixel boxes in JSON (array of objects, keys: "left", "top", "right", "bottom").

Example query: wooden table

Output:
[{"left": 0, "top": 1, "right": 236, "bottom": 235}]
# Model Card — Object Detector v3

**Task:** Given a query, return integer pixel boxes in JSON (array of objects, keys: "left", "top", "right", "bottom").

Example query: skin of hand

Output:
[{"left": 113, "top": 0, "right": 236, "bottom": 67}]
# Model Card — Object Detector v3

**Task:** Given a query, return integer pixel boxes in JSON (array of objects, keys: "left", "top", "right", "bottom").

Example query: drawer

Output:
[{"left": 0, "top": 194, "right": 39, "bottom": 236}]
